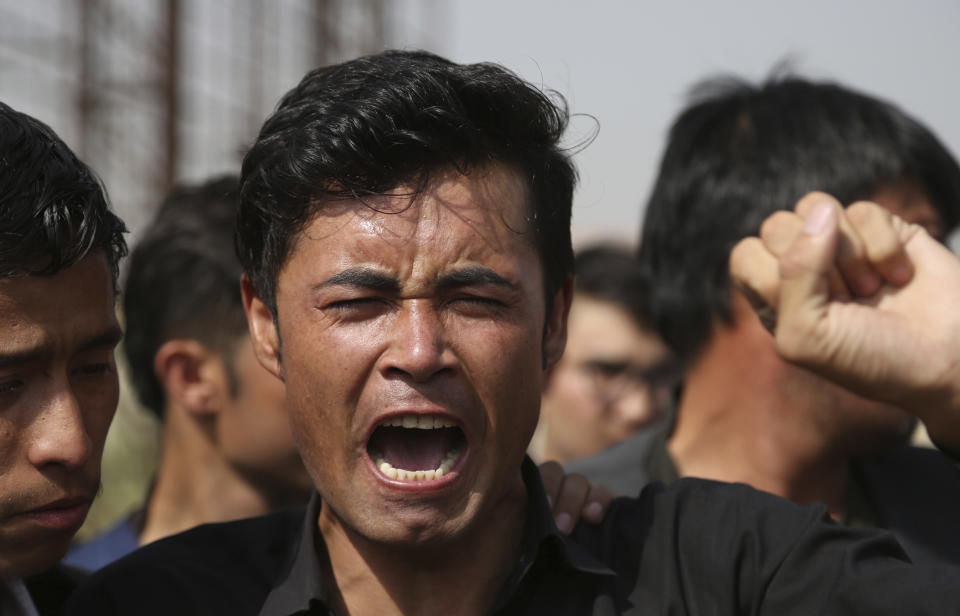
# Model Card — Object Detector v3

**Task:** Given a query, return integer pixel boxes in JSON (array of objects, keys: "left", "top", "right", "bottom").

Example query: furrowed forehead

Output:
[{"left": 287, "top": 165, "right": 535, "bottom": 262}]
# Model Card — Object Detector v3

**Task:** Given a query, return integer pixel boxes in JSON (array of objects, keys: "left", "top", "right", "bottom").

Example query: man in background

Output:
[
  {"left": 0, "top": 101, "right": 127, "bottom": 615},
  {"left": 572, "top": 74, "right": 960, "bottom": 565},
  {"left": 64, "top": 177, "right": 313, "bottom": 571},
  {"left": 532, "top": 245, "right": 674, "bottom": 464}
]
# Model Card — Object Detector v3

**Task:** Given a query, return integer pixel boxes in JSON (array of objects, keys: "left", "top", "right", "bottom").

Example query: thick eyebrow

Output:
[
  {"left": 314, "top": 267, "right": 401, "bottom": 293},
  {"left": 77, "top": 326, "right": 124, "bottom": 354},
  {"left": 0, "top": 348, "right": 46, "bottom": 370},
  {"left": 436, "top": 266, "right": 518, "bottom": 292},
  {"left": 0, "top": 325, "right": 122, "bottom": 370}
]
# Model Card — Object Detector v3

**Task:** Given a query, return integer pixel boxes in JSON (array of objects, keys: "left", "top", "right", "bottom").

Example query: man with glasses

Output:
[{"left": 533, "top": 245, "right": 675, "bottom": 469}]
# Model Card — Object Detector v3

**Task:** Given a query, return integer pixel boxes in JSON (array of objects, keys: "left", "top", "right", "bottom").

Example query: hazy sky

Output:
[{"left": 389, "top": 0, "right": 960, "bottom": 246}]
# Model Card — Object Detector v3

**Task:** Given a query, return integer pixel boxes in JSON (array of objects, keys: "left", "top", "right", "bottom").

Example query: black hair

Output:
[
  {"left": 639, "top": 74, "right": 960, "bottom": 363},
  {"left": 237, "top": 50, "right": 575, "bottom": 317},
  {"left": 0, "top": 101, "right": 127, "bottom": 284},
  {"left": 574, "top": 244, "right": 655, "bottom": 329},
  {"left": 123, "top": 176, "right": 248, "bottom": 418}
]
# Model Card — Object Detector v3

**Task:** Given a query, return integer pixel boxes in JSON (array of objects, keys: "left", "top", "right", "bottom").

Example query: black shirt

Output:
[
  {"left": 65, "top": 458, "right": 960, "bottom": 615},
  {"left": 570, "top": 421, "right": 960, "bottom": 567},
  {"left": 23, "top": 564, "right": 86, "bottom": 616}
]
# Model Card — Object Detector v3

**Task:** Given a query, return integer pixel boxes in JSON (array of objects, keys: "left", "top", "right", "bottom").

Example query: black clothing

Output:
[
  {"left": 25, "top": 565, "right": 86, "bottom": 616},
  {"left": 569, "top": 424, "right": 960, "bottom": 567},
  {"left": 66, "top": 458, "right": 960, "bottom": 615}
]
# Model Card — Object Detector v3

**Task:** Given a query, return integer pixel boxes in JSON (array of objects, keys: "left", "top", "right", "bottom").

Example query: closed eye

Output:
[
  {"left": 448, "top": 294, "right": 508, "bottom": 311},
  {"left": 74, "top": 362, "right": 115, "bottom": 378},
  {"left": 0, "top": 379, "right": 23, "bottom": 395},
  {"left": 325, "top": 297, "right": 394, "bottom": 320},
  {"left": 329, "top": 297, "right": 389, "bottom": 308},
  {"left": 452, "top": 295, "right": 504, "bottom": 306}
]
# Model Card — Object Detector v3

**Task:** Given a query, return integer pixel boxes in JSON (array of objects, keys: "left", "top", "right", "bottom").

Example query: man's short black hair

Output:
[
  {"left": 124, "top": 176, "right": 247, "bottom": 418},
  {"left": 574, "top": 244, "right": 655, "bottom": 329},
  {"left": 0, "top": 101, "right": 127, "bottom": 284},
  {"left": 237, "top": 50, "right": 576, "bottom": 316},
  {"left": 639, "top": 74, "right": 960, "bottom": 363}
]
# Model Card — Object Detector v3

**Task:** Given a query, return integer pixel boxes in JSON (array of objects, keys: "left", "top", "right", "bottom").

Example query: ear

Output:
[
  {"left": 154, "top": 339, "right": 227, "bottom": 417},
  {"left": 542, "top": 276, "right": 574, "bottom": 372},
  {"left": 242, "top": 273, "right": 284, "bottom": 381}
]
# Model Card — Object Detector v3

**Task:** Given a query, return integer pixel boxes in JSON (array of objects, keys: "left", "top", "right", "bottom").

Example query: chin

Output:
[
  {"left": 0, "top": 543, "right": 68, "bottom": 578},
  {"left": 340, "top": 498, "right": 475, "bottom": 550}
]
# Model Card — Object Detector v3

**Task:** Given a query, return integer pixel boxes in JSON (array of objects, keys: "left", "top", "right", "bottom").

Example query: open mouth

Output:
[{"left": 367, "top": 415, "right": 467, "bottom": 482}]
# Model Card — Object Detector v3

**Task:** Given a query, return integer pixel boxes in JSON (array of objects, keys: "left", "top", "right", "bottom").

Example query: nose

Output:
[
  {"left": 611, "top": 384, "right": 658, "bottom": 430},
  {"left": 27, "top": 379, "right": 92, "bottom": 470},
  {"left": 381, "top": 301, "right": 455, "bottom": 382}
]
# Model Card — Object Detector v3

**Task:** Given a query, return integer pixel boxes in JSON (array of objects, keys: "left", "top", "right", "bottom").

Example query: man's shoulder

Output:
[
  {"left": 573, "top": 476, "right": 835, "bottom": 576},
  {"left": 65, "top": 508, "right": 305, "bottom": 616},
  {"left": 590, "top": 475, "right": 829, "bottom": 540},
  {"left": 571, "top": 478, "right": 955, "bottom": 614}
]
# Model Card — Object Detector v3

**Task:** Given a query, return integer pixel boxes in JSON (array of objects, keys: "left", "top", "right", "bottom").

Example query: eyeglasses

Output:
[{"left": 575, "top": 357, "right": 681, "bottom": 406}]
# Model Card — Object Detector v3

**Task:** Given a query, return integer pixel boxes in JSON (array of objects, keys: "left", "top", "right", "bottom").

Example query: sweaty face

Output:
[
  {"left": 0, "top": 255, "right": 120, "bottom": 576},
  {"left": 540, "top": 295, "right": 673, "bottom": 463},
  {"left": 247, "top": 166, "right": 567, "bottom": 546}
]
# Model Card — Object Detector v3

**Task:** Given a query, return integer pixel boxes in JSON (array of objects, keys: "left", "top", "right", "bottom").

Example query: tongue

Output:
[{"left": 369, "top": 426, "right": 461, "bottom": 471}]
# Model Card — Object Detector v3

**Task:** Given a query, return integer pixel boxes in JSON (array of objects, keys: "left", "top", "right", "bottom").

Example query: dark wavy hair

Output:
[
  {"left": 124, "top": 176, "right": 247, "bottom": 418},
  {"left": 237, "top": 50, "right": 576, "bottom": 317},
  {"left": 0, "top": 102, "right": 127, "bottom": 284},
  {"left": 639, "top": 74, "right": 960, "bottom": 363}
]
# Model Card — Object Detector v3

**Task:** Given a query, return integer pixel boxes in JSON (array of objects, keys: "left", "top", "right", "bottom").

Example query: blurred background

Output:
[{"left": 2, "top": 0, "right": 957, "bottom": 536}]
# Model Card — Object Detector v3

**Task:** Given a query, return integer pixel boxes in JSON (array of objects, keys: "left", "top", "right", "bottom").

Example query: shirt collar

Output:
[
  {"left": 259, "top": 456, "right": 614, "bottom": 615},
  {"left": 258, "top": 492, "right": 328, "bottom": 616},
  {"left": 489, "top": 457, "right": 616, "bottom": 611},
  {"left": 0, "top": 577, "right": 40, "bottom": 616}
]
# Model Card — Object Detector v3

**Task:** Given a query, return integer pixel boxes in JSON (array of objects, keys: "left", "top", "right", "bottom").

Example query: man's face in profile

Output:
[
  {"left": 0, "top": 254, "right": 120, "bottom": 576},
  {"left": 246, "top": 164, "right": 568, "bottom": 546},
  {"left": 215, "top": 334, "right": 313, "bottom": 499}
]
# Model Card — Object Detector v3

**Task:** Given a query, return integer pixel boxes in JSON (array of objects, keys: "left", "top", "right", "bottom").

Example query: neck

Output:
[
  {"left": 319, "top": 472, "right": 527, "bottom": 616},
  {"left": 669, "top": 310, "right": 849, "bottom": 519},
  {"left": 140, "top": 408, "right": 286, "bottom": 545}
]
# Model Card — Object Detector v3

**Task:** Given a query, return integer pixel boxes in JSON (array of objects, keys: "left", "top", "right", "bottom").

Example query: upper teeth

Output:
[{"left": 380, "top": 415, "right": 457, "bottom": 429}]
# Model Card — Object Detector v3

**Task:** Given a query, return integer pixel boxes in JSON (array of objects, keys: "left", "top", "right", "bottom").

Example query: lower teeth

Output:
[{"left": 376, "top": 448, "right": 461, "bottom": 481}]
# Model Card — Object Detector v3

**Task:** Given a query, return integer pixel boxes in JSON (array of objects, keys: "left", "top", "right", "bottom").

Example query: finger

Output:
[
  {"left": 796, "top": 192, "right": 880, "bottom": 296},
  {"left": 581, "top": 484, "right": 614, "bottom": 524},
  {"left": 759, "top": 207, "right": 851, "bottom": 300},
  {"left": 845, "top": 201, "right": 913, "bottom": 286},
  {"left": 776, "top": 199, "right": 840, "bottom": 361},
  {"left": 730, "top": 237, "right": 781, "bottom": 312},
  {"left": 730, "top": 235, "right": 780, "bottom": 334},
  {"left": 551, "top": 472, "right": 592, "bottom": 533},
  {"left": 537, "top": 460, "right": 564, "bottom": 510},
  {"left": 759, "top": 210, "right": 803, "bottom": 256}
]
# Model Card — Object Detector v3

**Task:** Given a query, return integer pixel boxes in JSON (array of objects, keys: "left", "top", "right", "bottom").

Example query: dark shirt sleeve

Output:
[{"left": 614, "top": 479, "right": 960, "bottom": 615}]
